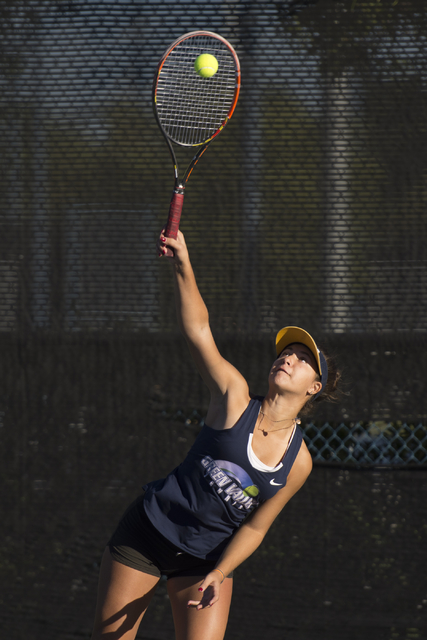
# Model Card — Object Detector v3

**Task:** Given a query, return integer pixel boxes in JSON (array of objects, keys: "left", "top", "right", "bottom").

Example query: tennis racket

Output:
[{"left": 153, "top": 31, "right": 240, "bottom": 251}]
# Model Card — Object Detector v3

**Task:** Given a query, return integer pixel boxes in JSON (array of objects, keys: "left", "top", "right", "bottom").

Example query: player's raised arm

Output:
[{"left": 157, "top": 230, "right": 248, "bottom": 406}]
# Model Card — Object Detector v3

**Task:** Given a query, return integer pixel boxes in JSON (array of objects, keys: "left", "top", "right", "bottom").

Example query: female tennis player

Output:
[{"left": 90, "top": 230, "right": 340, "bottom": 640}]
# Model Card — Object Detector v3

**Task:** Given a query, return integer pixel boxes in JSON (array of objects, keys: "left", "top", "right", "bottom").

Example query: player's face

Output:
[{"left": 269, "top": 343, "right": 321, "bottom": 397}]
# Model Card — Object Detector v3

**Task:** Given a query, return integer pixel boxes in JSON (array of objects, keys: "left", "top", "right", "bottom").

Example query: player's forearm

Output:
[
  {"left": 172, "top": 257, "right": 209, "bottom": 337},
  {"left": 214, "top": 524, "right": 265, "bottom": 578}
]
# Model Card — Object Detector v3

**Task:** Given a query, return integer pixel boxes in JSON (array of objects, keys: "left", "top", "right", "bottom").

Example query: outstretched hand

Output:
[
  {"left": 187, "top": 570, "right": 223, "bottom": 610},
  {"left": 156, "top": 229, "right": 189, "bottom": 263}
]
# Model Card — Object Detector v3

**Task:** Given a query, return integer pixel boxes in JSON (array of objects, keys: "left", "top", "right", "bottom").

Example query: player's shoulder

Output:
[
  {"left": 207, "top": 376, "right": 251, "bottom": 430},
  {"left": 293, "top": 439, "right": 313, "bottom": 478}
]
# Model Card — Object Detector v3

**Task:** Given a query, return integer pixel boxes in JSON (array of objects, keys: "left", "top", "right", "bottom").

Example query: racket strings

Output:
[{"left": 155, "top": 36, "right": 238, "bottom": 146}]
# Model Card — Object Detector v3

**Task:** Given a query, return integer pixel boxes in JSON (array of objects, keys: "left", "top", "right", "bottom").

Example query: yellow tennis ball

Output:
[
  {"left": 243, "top": 485, "right": 259, "bottom": 498},
  {"left": 194, "top": 53, "right": 218, "bottom": 78}
]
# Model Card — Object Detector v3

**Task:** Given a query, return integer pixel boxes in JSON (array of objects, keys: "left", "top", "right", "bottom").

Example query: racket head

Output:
[{"left": 153, "top": 31, "right": 241, "bottom": 148}]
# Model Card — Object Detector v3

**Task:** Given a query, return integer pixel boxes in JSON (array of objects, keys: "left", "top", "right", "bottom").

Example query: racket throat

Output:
[{"left": 174, "top": 182, "right": 185, "bottom": 195}]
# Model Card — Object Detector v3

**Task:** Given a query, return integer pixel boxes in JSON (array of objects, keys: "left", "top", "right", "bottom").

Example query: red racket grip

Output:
[{"left": 165, "top": 191, "right": 184, "bottom": 239}]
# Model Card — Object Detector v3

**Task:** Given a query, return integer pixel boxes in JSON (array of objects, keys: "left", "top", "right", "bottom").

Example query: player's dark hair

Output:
[{"left": 299, "top": 348, "right": 342, "bottom": 417}]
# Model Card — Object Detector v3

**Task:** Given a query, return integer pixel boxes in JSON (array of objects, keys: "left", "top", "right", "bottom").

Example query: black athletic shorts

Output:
[{"left": 108, "top": 493, "right": 224, "bottom": 580}]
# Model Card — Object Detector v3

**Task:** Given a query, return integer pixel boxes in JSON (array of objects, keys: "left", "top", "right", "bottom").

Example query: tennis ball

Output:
[
  {"left": 194, "top": 53, "right": 218, "bottom": 78},
  {"left": 243, "top": 485, "right": 259, "bottom": 498}
]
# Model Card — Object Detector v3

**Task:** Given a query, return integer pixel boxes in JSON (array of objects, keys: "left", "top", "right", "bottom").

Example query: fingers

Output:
[
  {"left": 187, "top": 593, "right": 218, "bottom": 610},
  {"left": 186, "top": 577, "right": 220, "bottom": 610},
  {"left": 157, "top": 229, "right": 176, "bottom": 258},
  {"left": 157, "top": 232, "right": 174, "bottom": 258},
  {"left": 156, "top": 229, "right": 187, "bottom": 260}
]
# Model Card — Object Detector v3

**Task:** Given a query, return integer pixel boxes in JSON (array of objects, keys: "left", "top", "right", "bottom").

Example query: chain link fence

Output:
[{"left": 304, "top": 422, "right": 427, "bottom": 466}]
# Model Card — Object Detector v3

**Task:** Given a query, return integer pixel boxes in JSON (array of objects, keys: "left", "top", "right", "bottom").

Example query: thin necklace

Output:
[{"left": 258, "top": 410, "right": 301, "bottom": 437}]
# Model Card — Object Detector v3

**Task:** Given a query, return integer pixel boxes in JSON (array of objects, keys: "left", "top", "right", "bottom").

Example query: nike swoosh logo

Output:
[{"left": 270, "top": 479, "right": 282, "bottom": 486}]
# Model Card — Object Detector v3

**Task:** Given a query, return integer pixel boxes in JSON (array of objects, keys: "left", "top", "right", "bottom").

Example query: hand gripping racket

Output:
[{"left": 153, "top": 31, "right": 241, "bottom": 247}]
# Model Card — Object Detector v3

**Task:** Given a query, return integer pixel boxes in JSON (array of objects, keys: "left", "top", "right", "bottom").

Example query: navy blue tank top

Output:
[{"left": 143, "top": 396, "right": 303, "bottom": 559}]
